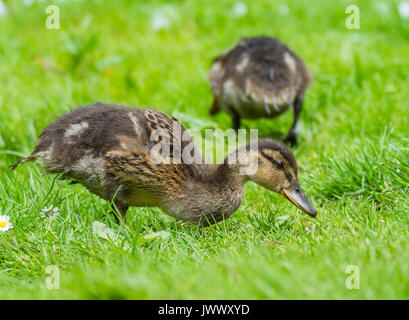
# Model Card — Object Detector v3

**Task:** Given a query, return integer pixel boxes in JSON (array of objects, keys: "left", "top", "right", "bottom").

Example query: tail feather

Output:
[{"left": 9, "top": 154, "right": 37, "bottom": 170}]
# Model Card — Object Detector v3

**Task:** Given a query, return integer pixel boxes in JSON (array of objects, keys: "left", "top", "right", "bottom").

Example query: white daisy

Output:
[
  {"left": 41, "top": 206, "right": 60, "bottom": 219},
  {"left": 0, "top": 215, "right": 13, "bottom": 232}
]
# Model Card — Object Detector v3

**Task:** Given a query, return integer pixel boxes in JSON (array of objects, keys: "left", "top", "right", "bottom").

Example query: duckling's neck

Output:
[
  {"left": 213, "top": 161, "right": 250, "bottom": 187},
  {"left": 191, "top": 160, "right": 249, "bottom": 190}
]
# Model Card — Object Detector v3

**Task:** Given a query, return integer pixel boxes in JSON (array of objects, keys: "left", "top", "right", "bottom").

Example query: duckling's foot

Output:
[
  {"left": 111, "top": 201, "right": 128, "bottom": 224},
  {"left": 283, "top": 132, "right": 297, "bottom": 147},
  {"left": 232, "top": 113, "right": 241, "bottom": 131}
]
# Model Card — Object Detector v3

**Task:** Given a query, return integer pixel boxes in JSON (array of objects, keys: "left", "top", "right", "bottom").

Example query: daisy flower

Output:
[
  {"left": 41, "top": 206, "right": 60, "bottom": 219},
  {"left": 0, "top": 215, "right": 13, "bottom": 232}
]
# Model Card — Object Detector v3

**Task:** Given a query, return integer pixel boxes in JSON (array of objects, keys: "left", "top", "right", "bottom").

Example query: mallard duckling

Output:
[
  {"left": 208, "top": 36, "right": 312, "bottom": 146},
  {"left": 11, "top": 102, "right": 316, "bottom": 225}
]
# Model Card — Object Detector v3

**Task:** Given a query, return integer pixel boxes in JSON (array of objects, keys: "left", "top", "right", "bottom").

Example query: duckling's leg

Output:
[
  {"left": 232, "top": 111, "right": 241, "bottom": 131},
  {"left": 209, "top": 97, "right": 221, "bottom": 115},
  {"left": 111, "top": 200, "right": 128, "bottom": 224},
  {"left": 283, "top": 93, "right": 303, "bottom": 146}
]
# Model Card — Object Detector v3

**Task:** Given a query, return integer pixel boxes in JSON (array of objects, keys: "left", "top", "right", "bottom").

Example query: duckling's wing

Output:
[
  {"left": 105, "top": 109, "right": 204, "bottom": 190},
  {"left": 105, "top": 149, "right": 191, "bottom": 193},
  {"left": 143, "top": 109, "right": 203, "bottom": 163}
]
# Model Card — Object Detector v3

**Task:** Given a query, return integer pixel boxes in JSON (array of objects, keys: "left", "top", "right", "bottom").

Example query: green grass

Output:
[{"left": 1, "top": 0, "right": 409, "bottom": 299}]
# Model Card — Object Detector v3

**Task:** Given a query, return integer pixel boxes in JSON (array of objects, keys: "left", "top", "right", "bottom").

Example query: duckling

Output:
[
  {"left": 208, "top": 36, "right": 312, "bottom": 146},
  {"left": 10, "top": 102, "right": 316, "bottom": 225}
]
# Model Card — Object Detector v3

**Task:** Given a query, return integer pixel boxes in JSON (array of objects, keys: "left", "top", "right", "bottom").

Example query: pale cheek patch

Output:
[{"left": 64, "top": 121, "right": 89, "bottom": 143}]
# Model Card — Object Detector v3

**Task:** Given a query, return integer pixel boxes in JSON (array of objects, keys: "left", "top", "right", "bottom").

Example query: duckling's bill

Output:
[{"left": 280, "top": 181, "right": 317, "bottom": 218}]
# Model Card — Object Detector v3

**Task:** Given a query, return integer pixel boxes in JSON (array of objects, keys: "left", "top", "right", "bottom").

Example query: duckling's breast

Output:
[
  {"left": 161, "top": 182, "right": 243, "bottom": 225},
  {"left": 218, "top": 77, "right": 292, "bottom": 119}
]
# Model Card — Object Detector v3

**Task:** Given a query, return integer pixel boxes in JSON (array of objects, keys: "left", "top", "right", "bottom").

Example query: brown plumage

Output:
[
  {"left": 11, "top": 102, "right": 316, "bottom": 225},
  {"left": 208, "top": 36, "right": 312, "bottom": 146}
]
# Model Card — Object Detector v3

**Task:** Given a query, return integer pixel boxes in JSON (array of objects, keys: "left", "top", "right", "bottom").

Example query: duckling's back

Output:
[
  {"left": 27, "top": 103, "right": 145, "bottom": 172},
  {"left": 209, "top": 36, "right": 311, "bottom": 118}
]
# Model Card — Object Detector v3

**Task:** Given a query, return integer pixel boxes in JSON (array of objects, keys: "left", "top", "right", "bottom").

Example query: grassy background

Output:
[{"left": 0, "top": 0, "right": 409, "bottom": 299}]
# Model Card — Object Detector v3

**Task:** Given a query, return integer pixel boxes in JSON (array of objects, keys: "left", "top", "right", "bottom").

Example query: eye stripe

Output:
[
  {"left": 261, "top": 149, "right": 294, "bottom": 182},
  {"left": 261, "top": 147, "right": 294, "bottom": 166},
  {"left": 261, "top": 150, "right": 284, "bottom": 170}
]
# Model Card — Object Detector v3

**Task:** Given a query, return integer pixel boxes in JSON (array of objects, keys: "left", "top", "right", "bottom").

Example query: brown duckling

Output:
[
  {"left": 208, "top": 36, "right": 312, "bottom": 146},
  {"left": 11, "top": 102, "right": 316, "bottom": 226}
]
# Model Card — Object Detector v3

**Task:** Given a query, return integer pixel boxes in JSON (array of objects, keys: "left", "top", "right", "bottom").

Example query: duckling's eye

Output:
[{"left": 276, "top": 161, "right": 284, "bottom": 169}]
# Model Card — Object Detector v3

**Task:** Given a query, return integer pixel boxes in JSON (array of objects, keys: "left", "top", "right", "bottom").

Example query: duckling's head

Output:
[{"left": 245, "top": 139, "right": 317, "bottom": 217}]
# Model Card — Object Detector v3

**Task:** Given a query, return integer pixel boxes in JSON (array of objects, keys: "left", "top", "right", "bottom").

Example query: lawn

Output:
[{"left": 0, "top": 0, "right": 409, "bottom": 299}]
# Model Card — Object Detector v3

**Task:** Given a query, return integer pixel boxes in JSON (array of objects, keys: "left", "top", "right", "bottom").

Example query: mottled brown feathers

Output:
[
  {"left": 208, "top": 36, "right": 312, "bottom": 145},
  {"left": 144, "top": 108, "right": 176, "bottom": 133},
  {"left": 105, "top": 149, "right": 188, "bottom": 193},
  {"left": 209, "top": 36, "right": 311, "bottom": 106}
]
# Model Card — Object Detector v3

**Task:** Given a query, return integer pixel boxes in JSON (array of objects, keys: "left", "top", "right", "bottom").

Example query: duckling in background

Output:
[
  {"left": 11, "top": 103, "right": 316, "bottom": 225},
  {"left": 208, "top": 36, "right": 312, "bottom": 146}
]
